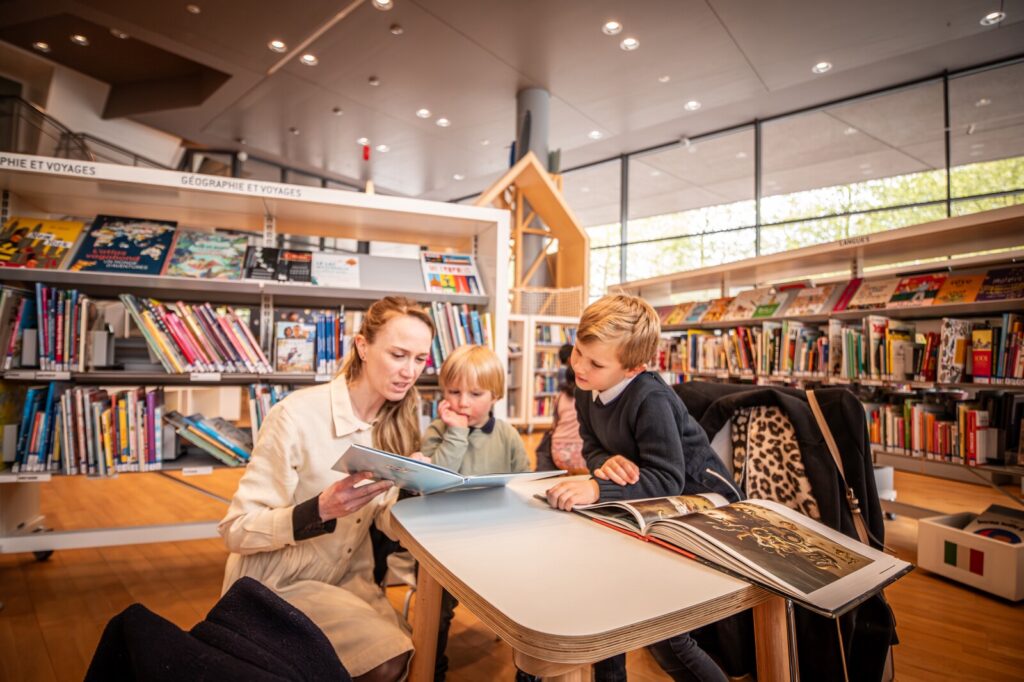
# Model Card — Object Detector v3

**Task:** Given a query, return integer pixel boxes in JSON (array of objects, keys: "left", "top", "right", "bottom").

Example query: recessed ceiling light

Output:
[
  {"left": 110, "top": 28, "right": 129, "bottom": 39},
  {"left": 650, "top": 170, "right": 661, "bottom": 177},
  {"left": 735, "top": 152, "right": 748, "bottom": 159},
  {"left": 453, "top": 173, "right": 465, "bottom": 181},
  {"left": 588, "top": 130, "right": 603, "bottom": 140},
  {"left": 300, "top": 53, "right": 318, "bottom": 66},
  {"left": 186, "top": 4, "right": 201, "bottom": 14},
  {"left": 480, "top": 139, "right": 490, "bottom": 146},
  {"left": 966, "top": 123, "right": 977, "bottom": 135},
  {"left": 235, "top": 137, "right": 247, "bottom": 145},
  {"left": 376, "top": 144, "right": 390, "bottom": 152},
  {"left": 970, "top": 150, "right": 983, "bottom": 157},
  {"left": 580, "top": 187, "right": 590, "bottom": 193},
  {"left": 32, "top": 41, "right": 50, "bottom": 53},
  {"left": 620, "top": 37, "right": 639, "bottom": 51},
  {"left": 980, "top": 10, "right": 1006, "bottom": 25},
  {"left": 332, "top": 106, "right": 344, "bottom": 116},
  {"left": 372, "top": 0, "right": 394, "bottom": 10},
  {"left": 812, "top": 61, "right": 832, "bottom": 74},
  {"left": 436, "top": 117, "right": 451, "bottom": 127},
  {"left": 658, "top": 75, "right": 671, "bottom": 83},
  {"left": 975, "top": 97, "right": 992, "bottom": 107},
  {"left": 268, "top": 39, "right": 287, "bottom": 52},
  {"left": 970, "top": 142, "right": 985, "bottom": 149},
  {"left": 859, "top": 162, "right": 871, "bottom": 170},
  {"left": 368, "top": 75, "right": 380, "bottom": 86},
  {"left": 687, "top": 145, "right": 698, "bottom": 154},
  {"left": 602, "top": 21, "right": 623, "bottom": 35},
  {"left": 416, "top": 108, "right": 431, "bottom": 119},
  {"left": 390, "top": 23, "right": 404, "bottom": 35},
  {"left": 70, "top": 34, "right": 90, "bottom": 46},
  {"left": 357, "top": 137, "right": 370, "bottom": 145},
  {"left": 289, "top": 127, "right": 300, "bottom": 135},
  {"left": 843, "top": 127, "right": 858, "bottom": 135},
  {"left": 684, "top": 100, "right": 702, "bottom": 111}
]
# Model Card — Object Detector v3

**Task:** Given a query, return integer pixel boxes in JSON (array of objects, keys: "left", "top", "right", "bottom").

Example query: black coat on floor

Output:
[
  {"left": 673, "top": 382, "right": 897, "bottom": 682},
  {"left": 85, "top": 577, "right": 351, "bottom": 682}
]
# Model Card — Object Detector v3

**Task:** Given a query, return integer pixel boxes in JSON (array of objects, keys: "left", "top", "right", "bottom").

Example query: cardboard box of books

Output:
[{"left": 918, "top": 505, "right": 1024, "bottom": 601}]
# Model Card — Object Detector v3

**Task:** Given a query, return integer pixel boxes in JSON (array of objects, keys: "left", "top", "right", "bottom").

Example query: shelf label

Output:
[
  {"left": 4, "top": 370, "right": 36, "bottom": 380},
  {"left": 189, "top": 372, "right": 222, "bottom": 382},
  {"left": 314, "top": 374, "right": 332, "bottom": 382},
  {"left": 182, "top": 466, "right": 214, "bottom": 476},
  {"left": 16, "top": 473, "right": 52, "bottom": 482},
  {"left": 36, "top": 371, "right": 71, "bottom": 381}
]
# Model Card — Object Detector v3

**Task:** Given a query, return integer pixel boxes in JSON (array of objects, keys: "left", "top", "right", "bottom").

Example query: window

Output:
[{"left": 562, "top": 159, "right": 621, "bottom": 298}]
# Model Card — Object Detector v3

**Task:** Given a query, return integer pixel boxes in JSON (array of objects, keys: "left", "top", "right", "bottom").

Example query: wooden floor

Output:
[{"left": 1, "top": 461, "right": 1021, "bottom": 681}]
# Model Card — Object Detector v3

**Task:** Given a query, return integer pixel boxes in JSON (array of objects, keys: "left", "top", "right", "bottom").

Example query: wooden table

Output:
[{"left": 390, "top": 476, "right": 791, "bottom": 681}]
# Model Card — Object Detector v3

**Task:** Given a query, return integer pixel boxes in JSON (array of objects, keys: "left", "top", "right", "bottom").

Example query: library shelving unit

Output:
[
  {"left": 0, "top": 150, "right": 510, "bottom": 556},
  {"left": 619, "top": 204, "right": 1024, "bottom": 488},
  {"left": 507, "top": 315, "right": 578, "bottom": 430}
]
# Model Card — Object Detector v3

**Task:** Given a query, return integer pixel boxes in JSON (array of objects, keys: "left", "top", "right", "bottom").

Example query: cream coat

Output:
[{"left": 219, "top": 375, "right": 411, "bottom": 676}]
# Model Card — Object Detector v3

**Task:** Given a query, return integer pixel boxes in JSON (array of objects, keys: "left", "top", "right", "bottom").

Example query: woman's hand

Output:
[
  {"left": 438, "top": 399, "right": 469, "bottom": 429},
  {"left": 318, "top": 472, "right": 394, "bottom": 522},
  {"left": 594, "top": 455, "right": 640, "bottom": 486}
]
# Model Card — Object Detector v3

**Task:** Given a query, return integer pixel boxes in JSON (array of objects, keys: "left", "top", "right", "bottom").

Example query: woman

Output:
[{"left": 219, "top": 296, "right": 435, "bottom": 682}]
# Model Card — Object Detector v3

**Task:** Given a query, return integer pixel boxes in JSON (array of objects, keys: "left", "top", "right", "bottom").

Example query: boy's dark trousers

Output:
[
  {"left": 434, "top": 588, "right": 460, "bottom": 682},
  {"left": 594, "top": 632, "right": 728, "bottom": 682}
]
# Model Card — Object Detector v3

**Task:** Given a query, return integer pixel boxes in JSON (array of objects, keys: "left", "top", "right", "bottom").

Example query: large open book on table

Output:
[
  {"left": 334, "top": 443, "right": 563, "bottom": 495},
  {"left": 571, "top": 494, "right": 912, "bottom": 617}
]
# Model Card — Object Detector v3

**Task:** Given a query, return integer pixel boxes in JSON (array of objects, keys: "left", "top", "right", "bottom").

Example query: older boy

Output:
[{"left": 546, "top": 294, "right": 738, "bottom": 682}]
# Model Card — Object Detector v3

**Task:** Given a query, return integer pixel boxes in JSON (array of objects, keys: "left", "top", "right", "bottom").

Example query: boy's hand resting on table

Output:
[
  {"left": 594, "top": 455, "right": 640, "bottom": 486},
  {"left": 545, "top": 478, "right": 600, "bottom": 511},
  {"left": 438, "top": 399, "right": 469, "bottom": 429}
]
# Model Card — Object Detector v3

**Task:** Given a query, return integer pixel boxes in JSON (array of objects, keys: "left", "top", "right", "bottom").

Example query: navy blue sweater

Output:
[{"left": 575, "top": 372, "right": 739, "bottom": 502}]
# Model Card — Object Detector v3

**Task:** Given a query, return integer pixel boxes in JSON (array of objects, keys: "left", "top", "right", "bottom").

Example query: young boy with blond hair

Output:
[
  {"left": 545, "top": 294, "right": 739, "bottom": 682},
  {"left": 419, "top": 343, "right": 529, "bottom": 680}
]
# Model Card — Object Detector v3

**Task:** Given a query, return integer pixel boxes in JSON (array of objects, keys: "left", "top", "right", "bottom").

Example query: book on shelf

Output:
[
  {"left": 0, "top": 286, "right": 32, "bottom": 371},
  {"left": 163, "top": 229, "right": 248, "bottom": 280},
  {"left": 242, "top": 246, "right": 281, "bottom": 280},
  {"left": 844, "top": 278, "right": 901, "bottom": 312},
  {"left": 684, "top": 301, "right": 711, "bottom": 324},
  {"left": 976, "top": 266, "right": 1024, "bottom": 302},
  {"left": 0, "top": 216, "right": 86, "bottom": 269},
  {"left": 972, "top": 328, "right": 994, "bottom": 380},
  {"left": 535, "top": 323, "right": 577, "bottom": 345},
  {"left": 831, "top": 278, "right": 864, "bottom": 313},
  {"left": 420, "top": 251, "right": 485, "bottom": 296},
  {"left": 785, "top": 284, "right": 842, "bottom": 317},
  {"left": 164, "top": 410, "right": 251, "bottom": 467},
  {"left": 247, "top": 383, "right": 292, "bottom": 438},
  {"left": 427, "top": 302, "right": 491, "bottom": 369},
  {"left": 311, "top": 252, "right": 361, "bottom": 288},
  {"left": 937, "top": 318, "right": 971, "bottom": 384},
  {"left": 273, "top": 307, "right": 345, "bottom": 374},
  {"left": 887, "top": 274, "right": 947, "bottom": 308},
  {"left": 563, "top": 493, "right": 911, "bottom": 617},
  {"left": 66, "top": 215, "right": 177, "bottom": 275},
  {"left": 700, "top": 297, "right": 734, "bottom": 323},
  {"left": 930, "top": 273, "right": 985, "bottom": 305},
  {"left": 334, "top": 443, "right": 561, "bottom": 494},
  {"left": 963, "top": 505, "right": 1024, "bottom": 544},
  {"left": 723, "top": 288, "right": 770, "bottom": 321},
  {"left": 662, "top": 302, "right": 696, "bottom": 326},
  {"left": 753, "top": 288, "right": 798, "bottom": 319},
  {"left": 277, "top": 248, "right": 313, "bottom": 283}
]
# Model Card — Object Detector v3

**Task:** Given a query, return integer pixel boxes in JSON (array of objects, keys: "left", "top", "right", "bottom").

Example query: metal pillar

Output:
[{"left": 515, "top": 87, "right": 552, "bottom": 288}]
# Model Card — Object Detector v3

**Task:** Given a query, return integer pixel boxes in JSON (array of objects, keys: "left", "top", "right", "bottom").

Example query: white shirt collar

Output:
[{"left": 593, "top": 373, "right": 638, "bottom": 405}]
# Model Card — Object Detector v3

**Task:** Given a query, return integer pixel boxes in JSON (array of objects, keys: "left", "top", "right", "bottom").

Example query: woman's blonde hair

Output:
[
  {"left": 341, "top": 296, "right": 435, "bottom": 455},
  {"left": 439, "top": 344, "right": 504, "bottom": 398}
]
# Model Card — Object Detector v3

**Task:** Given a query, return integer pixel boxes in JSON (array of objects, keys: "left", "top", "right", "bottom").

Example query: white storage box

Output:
[{"left": 918, "top": 512, "right": 1024, "bottom": 601}]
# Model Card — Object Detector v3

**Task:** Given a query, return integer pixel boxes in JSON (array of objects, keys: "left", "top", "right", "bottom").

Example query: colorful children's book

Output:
[
  {"left": 700, "top": 297, "right": 734, "bottom": 323},
  {"left": 0, "top": 216, "right": 86, "bottom": 269},
  {"left": 663, "top": 302, "right": 696, "bottom": 327},
  {"left": 888, "top": 274, "right": 947, "bottom": 308},
  {"left": 723, "top": 289, "right": 770, "bottom": 321},
  {"left": 753, "top": 289, "right": 797, "bottom": 319},
  {"left": 312, "top": 252, "right": 361, "bottom": 288},
  {"left": 933, "top": 273, "right": 986, "bottom": 305},
  {"left": 786, "top": 284, "right": 841, "bottom": 316},
  {"left": 845, "top": 278, "right": 901, "bottom": 312},
  {"left": 420, "top": 251, "right": 484, "bottom": 296},
  {"left": 971, "top": 328, "right": 994, "bottom": 380},
  {"left": 242, "top": 246, "right": 281, "bottom": 280},
  {"left": 684, "top": 301, "right": 711, "bottom": 324},
  {"left": 937, "top": 318, "right": 972, "bottom": 384},
  {"left": 67, "top": 215, "right": 176, "bottom": 275},
  {"left": 163, "top": 229, "right": 247, "bottom": 280},
  {"left": 976, "top": 266, "right": 1024, "bottom": 302},
  {"left": 277, "top": 249, "right": 313, "bottom": 283},
  {"left": 831, "top": 279, "right": 863, "bottom": 312}
]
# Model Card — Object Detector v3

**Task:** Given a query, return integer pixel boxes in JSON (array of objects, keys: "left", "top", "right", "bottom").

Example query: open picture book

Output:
[
  {"left": 335, "top": 443, "right": 563, "bottom": 495},
  {"left": 567, "top": 494, "right": 912, "bottom": 617}
]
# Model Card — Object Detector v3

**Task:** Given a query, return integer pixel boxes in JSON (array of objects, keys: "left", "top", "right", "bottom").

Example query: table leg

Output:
[
  {"left": 753, "top": 595, "right": 792, "bottom": 682},
  {"left": 408, "top": 564, "right": 443, "bottom": 682},
  {"left": 513, "top": 650, "right": 589, "bottom": 682}
]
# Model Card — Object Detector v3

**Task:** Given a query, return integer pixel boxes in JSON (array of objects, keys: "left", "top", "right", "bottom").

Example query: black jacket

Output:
[{"left": 673, "top": 382, "right": 896, "bottom": 682}]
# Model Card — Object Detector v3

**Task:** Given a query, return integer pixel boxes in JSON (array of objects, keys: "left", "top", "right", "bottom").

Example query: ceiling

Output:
[{"left": 1, "top": 0, "right": 1023, "bottom": 205}]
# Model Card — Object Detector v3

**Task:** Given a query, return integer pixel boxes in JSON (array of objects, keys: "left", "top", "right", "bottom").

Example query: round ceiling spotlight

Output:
[
  {"left": 602, "top": 20, "right": 623, "bottom": 35},
  {"left": 844, "top": 127, "right": 858, "bottom": 135},
  {"left": 268, "top": 39, "right": 287, "bottom": 52},
  {"left": 372, "top": 0, "right": 394, "bottom": 10},
  {"left": 812, "top": 61, "right": 832, "bottom": 74},
  {"left": 480, "top": 139, "right": 490, "bottom": 146},
  {"left": 452, "top": 173, "right": 465, "bottom": 181},
  {"left": 980, "top": 10, "right": 1006, "bottom": 25},
  {"left": 389, "top": 24, "right": 404, "bottom": 35},
  {"left": 70, "top": 34, "right": 90, "bottom": 46},
  {"left": 332, "top": 106, "right": 344, "bottom": 116},
  {"left": 356, "top": 137, "right": 370, "bottom": 145},
  {"left": 735, "top": 152, "right": 748, "bottom": 159},
  {"left": 234, "top": 137, "right": 247, "bottom": 145},
  {"left": 375, "top": 144, "right": 390, "bottom": 152},
  {"left": 288, "top": 127, "right": 300, "bottom": 136},
  {"left": 658, "top": 75, "right": 671, "bottom": 83},
  {"left": 32, "top": 41, "right": 51, "bottom": 53},
  {"left": 186, "top": 4, "right": 201, "bottom": 14},
  {"left": 588, "top": 130, "right": 603, "bottom": 140},
  {"left": 416, "top": 108, "right": 431, "bottom": 119},
  {"left": 975, "top": 97, "right": 992, "bottom": 107},
  {"left": 368, "top": 75, "right": 380, "bottom": 86},
  {"left": 110, "top": 28, "right": 130, "bottom": 39},
  {"left": 300, "top": 53, "right": 319, "bottom": 66},
  {"left": 684, "top": 100, "right": 702, "bottom": 111},
  {"left": 436, "top": 117, "right": 451, "bottom": 127},
  {"left": 619, "top": 37, "right": 639, "bottom": 51}
]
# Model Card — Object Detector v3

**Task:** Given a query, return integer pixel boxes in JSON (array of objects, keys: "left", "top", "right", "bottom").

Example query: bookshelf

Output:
[
  {"left": 507, "top": 315, "right": 578, "bottom": 430},
  {"left": 0, "top": 151, "right": 510, "bottom": 555},
  {"left": 621, "top": 206, "right": 1024, "bottom": 487}
]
